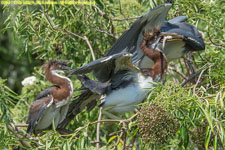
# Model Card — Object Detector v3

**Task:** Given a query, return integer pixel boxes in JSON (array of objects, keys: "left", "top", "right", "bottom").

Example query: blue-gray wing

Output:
[
  {"left": 106, "top": 3, "right": 172, "bottom": 56},
  {"left": 69, "top": 52, "right": 133, "bottom": 82},
  {"left": 168, "top": 16, "right": 188, "bottom": 24},
  {"left": 77, "top": 75, "right": 110, "bottom": 95},
  {"left": 110, "top": 69, "right": 136, "bottom": 90},
  {"left": 161, "top": 22, "right": 205, "bottom": 50}
]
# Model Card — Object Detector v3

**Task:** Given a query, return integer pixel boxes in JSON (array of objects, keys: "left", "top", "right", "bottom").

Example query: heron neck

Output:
[{"left": 45, "top": 69, "right": 71, "bottom": 88}]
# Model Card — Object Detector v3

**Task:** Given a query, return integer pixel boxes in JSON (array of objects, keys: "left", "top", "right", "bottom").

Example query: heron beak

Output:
[
  {"left": 166, "top": 38, "right": 183, "bottom": 42},
  {"left": 61, "top": 65, "right": 73, "bottom": 74},
  {"left": 127, "top": 61, "right": 140, "bottom": 71},
  {"left": 67, "top": 71, "right": 74, "bottom": 77},
  {"left": 160, "top": 32, "right": 184, "bottom": 53},
  {"left": 61, "top": 65, "right": 72, "bottom": 70}
]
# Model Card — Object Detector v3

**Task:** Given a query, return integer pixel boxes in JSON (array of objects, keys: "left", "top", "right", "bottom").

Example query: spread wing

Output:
[
  {"left": 60, "top": 53, "right": 139, "bottom": 127},
  {"left": 61, "top": 3, "right": 205, "bottom": 128},
  {"left": 77, "top": 75, "right": 110, "bottom": 95},
  {"left": 69, "top": 52, "right": 135, "bottom": 82},
  {"left": 106, "top": 2, "right": 204, "bottom": 66},
  {"left": 161, "top": 22, "right": 205, "bottom": 51},
  {"left": 106, "top": 3, "right": 172, "bottom": 56},
  {"left": 26, "top": 96, "right": 53, "bottom": 134}
]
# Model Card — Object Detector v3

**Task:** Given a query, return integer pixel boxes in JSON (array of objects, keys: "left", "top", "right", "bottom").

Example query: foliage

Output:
[
  {"left": 0, "top": 78, "right": 18, "bottom": 149},
  {"left": 0, "top": 0, "right": 224, "bottom": 149},
  {"left": 138, "top": 102, "right": 178, "bottom": 145},
  {"left": 0, "top": 6, "right": 38, "bottom": 93}
]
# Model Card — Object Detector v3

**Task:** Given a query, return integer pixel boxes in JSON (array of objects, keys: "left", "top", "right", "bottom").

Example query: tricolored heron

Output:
[
  {"left": 59, "top": 3, "right": 205, "bottom": 127},
  {"left": 26, "top": 60, "right": 73, "bottom": 135}
]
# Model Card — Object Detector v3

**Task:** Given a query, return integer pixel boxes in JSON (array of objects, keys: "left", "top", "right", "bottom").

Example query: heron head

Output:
[{"left": 43, "top": 59, "right": 72, "bottom": 74}]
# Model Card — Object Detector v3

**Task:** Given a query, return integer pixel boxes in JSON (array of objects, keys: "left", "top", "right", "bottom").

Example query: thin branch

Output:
[
  {"left": 63, "top": 29, "right": 85, "bottom": 40},
  {"left": 92, "top": 4, "right": 140, "bottom": 21},
  {"left": 112, "top": 16, "right": 140, "bottom": 21},
  {"left": 178, "top": 58, "right": 185, "bottom": 73},
  {"left": 167, "top": 68, "right": 179, "bottom": 83},
  {"left": 183, "top": 57, "right": 191, "bottom": 77},
  {"left": 15, "top": 124, "right": 28, "bottom": 127},
  {"left": 207, "top": 32, "right": 225, "bottom": 49},
  {"left": 92, "top": 5, "right": 111, "bottom": 20},
  {"left": 8, "top": 125, "right": 32, "bottom": 147},
  {"left": 109, "top": 129, "right": 124, "bottom": 136},
  {"left": 201, "top": 19, "right": 225, "bottom": 34},
  {"left": 193, "top": 69, "right": 206, "bottom": 95},
  {"left": 122, "top": 122, "right": 127, "bottom": 150},
  {"left": 21, "top": 99, "right": 30, "bottom": 107},
  {"left": 83, "top": 14, "right": 116, "bottom": 39},
  {"left": 8, "top": 122, "right": 40, "bottom": 147},
  {"left": 64, "top": 30, "right": 96, "bottom": 61},
  {"left": 84, "top": 36, "right": 96, "bottom": 61},
  {"left": 68, "top": 115, "right": 135, "bottom": 142},
  {"left": 168, "top": 66, "right": 187, "bottom": 80},
  {"left": 43, "top": 10, "right": 96, "bottom": 61},
  {"left": 96, "top": 107, "right": 102, "bottom": 150},
  {"left": 201, "top": 94, "right": 217, "bottom": 99},
  {"left": 181, "top": 70, "right": 201, "bottom": 87}
]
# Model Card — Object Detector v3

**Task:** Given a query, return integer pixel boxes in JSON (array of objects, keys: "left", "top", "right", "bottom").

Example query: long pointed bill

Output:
[
  {"left": 160, "top": 32, "right": 184, "bottom": 52},
  {"left": 61, "top": 65, "right": 73, "bottom": 75},
  {"left": 152, "top": 36, "right": 162, "bottom": 52}
]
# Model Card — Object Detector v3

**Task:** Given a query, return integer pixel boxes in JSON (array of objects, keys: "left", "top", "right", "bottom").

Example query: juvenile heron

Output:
[{"left": 26, "top": 60, "right": 73, "bottom": 135}]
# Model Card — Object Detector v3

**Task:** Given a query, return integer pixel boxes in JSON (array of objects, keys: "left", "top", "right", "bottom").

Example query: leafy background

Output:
[{"left": 0, "top": 0, "right": 225, "bottom": 149}]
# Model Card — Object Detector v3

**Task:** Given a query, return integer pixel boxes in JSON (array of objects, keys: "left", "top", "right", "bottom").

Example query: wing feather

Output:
[
  {"left": 106, "top": 3, "right": 172, "bottom": 56},
  {"left": 26, "top": 96, "right": 53, "bottom": 134},
  {"left": 168, "top": 16, "right": 188, "bottom": 24},
  {"left": 161, "top": 22, "right": 205, "bottom": 50},
  {"left": 70, "top": 52, "right": 133, "bottom": 82},
  {"left": 35, "top": 85, "right": 59, "bottom": 100}
]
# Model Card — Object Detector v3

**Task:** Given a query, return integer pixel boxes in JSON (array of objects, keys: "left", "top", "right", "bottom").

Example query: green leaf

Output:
[
  {"left": 107, "top": 135, "right": 117, "bottom": 144},
  {"left": 180, "top": 124, "right": 189, "bottom": 149},
  {"left": 205, "top": 127, "right": 212, "bottom": 150}
]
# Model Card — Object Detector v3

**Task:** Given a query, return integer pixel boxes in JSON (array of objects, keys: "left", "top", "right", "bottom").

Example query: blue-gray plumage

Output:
[
  {"left": 104, "top": 3, "right": 204, "bottom": 75},
  {"left": 59, "top": 3, "right": 205, "bottom": 127},
  {"left": 69, "top": 52, "right": 153, "bottom": 114}
]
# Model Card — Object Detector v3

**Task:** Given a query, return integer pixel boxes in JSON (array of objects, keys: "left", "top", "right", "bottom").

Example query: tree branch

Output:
[
  {"left": 43, "top": 10, "right": 96, "bottom": 61},
  {"left": 92, "top": 5, "right": 140, "bottom": 21},
  {"left": 96, "top": 107, "right": 102, "bottom": 150}
]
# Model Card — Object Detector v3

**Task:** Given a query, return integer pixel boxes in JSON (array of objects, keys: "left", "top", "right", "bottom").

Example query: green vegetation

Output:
[{"left": 0, "top": 0, "right": 224, "bottom": 149}]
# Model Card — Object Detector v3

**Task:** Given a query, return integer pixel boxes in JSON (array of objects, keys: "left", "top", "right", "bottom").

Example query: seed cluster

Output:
[{"left": 138, "top": 103, "right": 177, "bottom": 144}]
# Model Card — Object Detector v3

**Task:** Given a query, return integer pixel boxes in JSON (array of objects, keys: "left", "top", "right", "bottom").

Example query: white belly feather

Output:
[
  {"left": 102, "top": 73, "right": 154, "bottom": 113},
  {"left": 36, "top": 105, "right": 61, "bottom": 130}
]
